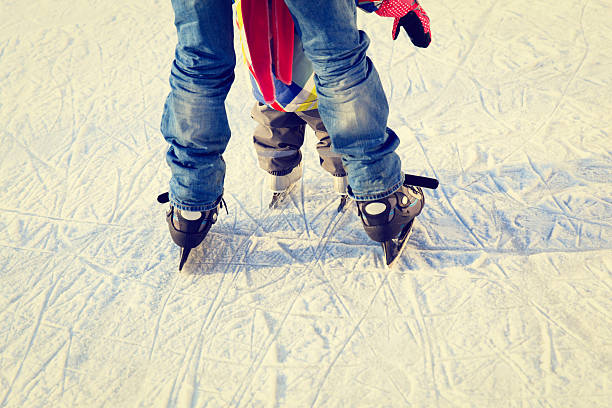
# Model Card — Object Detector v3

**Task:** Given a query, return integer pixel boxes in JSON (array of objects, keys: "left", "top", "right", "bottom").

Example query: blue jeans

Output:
[{"left": 162, "top": 0, "right": 402, "bottom": 211}]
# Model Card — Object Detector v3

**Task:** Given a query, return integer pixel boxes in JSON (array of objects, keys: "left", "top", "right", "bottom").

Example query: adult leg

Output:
[
  {"left": 282, "top": 0, "right": 403, "bottom": 201},
  {"left": 161, "top": 0, "right": 236, "bottom": 211}
]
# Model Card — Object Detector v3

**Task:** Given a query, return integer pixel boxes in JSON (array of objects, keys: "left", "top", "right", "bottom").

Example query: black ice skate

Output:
[
  {"left": 157, "top": 193, "right": 225, "bottom": 270},
  {"left": 268, "top": 163, "right": 302, "bottom": 209},
  {"left": 356, "top": 174, "right": 438, "bottom": 267}
]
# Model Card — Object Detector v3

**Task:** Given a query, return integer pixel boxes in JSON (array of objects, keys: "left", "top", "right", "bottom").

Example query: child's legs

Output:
[
  {"left": 296, "top": 109, "right": 347, "bottom": 177},
  {"left": 251, "top": 103, "right": 306, "bottom": 175}
]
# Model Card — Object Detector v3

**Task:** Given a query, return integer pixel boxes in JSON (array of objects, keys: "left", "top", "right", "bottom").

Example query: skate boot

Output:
[
  {"left": 157, "top": 193, "right": 225, "bottom": 270},
  {"left": 334, "top": 175, "right": 350, "bottom": 212},
  {"left": 268, "top": 162, "right": 303, "bottom": 209},
  {"left": 356, "top": 174, "right": 438, "bottom": 267}
]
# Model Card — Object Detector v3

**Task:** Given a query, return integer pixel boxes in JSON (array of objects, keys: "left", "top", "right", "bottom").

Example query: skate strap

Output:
[
  {"left": 241, "top": 0, "right": 294, "bottom": 103},
  {"left": 404, "top": 174, "right": 439, "bottom": 189},
  {"left": 157, "top": 192, "right": 169, "bottom": 204}
]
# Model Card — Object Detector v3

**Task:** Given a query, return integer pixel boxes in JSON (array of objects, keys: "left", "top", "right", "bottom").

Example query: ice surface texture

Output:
[{"left": 0, "top": 0, "right": 610, "bottom": 406}]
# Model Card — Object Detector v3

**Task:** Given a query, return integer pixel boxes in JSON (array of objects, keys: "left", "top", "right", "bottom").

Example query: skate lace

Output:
[{"left": 219, "top": 197, "right": 229, "bottom": 215}]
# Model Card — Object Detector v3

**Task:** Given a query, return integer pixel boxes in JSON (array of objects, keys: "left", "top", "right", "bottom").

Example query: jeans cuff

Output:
[
  {"left": 348, "top": 175, "right": 404, "bottom": 201},
  {"left": 169, "top": 193, "right": 222, "bottom": 212}
]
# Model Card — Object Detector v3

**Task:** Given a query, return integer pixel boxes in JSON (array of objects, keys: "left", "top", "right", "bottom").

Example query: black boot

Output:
[
  {"left": 157, "top": 193, "right": 224, "bottom": 270},
  {"left": 356, "top": 174, "right": 436, "bottom": 267}
]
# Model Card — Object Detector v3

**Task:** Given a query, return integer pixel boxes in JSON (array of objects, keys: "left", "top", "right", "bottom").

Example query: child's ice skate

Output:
[
  {"left": 334, "top": 175, "right": 350, "bottom": 212},
  {"left": 268, "top": 163, "right": 303, "bottom": 209}
]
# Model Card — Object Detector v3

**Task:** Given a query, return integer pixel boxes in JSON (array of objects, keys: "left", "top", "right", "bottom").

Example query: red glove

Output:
[{"left": 375, "top": 0, "right": 431, "bottom": 48}]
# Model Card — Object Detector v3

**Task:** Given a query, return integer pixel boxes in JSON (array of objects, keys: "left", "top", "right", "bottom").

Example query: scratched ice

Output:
[{"left": 0, "top": 0, "right": 610, "bottom": 407}]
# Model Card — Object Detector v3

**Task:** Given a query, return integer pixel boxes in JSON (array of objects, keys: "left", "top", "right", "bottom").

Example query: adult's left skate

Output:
[{"left": 157, "top": 193, "right": 224, "bottom": 270}]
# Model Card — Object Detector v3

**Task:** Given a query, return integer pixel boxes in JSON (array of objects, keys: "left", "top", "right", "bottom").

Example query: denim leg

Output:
[
  {"left": 282, "top": 0, "right": 403, "bottom": 201},
  {"left": 161, "top": 0, "right": 235, "bottom": 211}
]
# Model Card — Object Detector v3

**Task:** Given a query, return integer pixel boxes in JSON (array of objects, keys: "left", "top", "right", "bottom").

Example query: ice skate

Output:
[
  {"left": 268, "top": 163, "right": 302, "bottom": 209},
  {"left": 334, "top": 175, "right": 350, "bottom": 212},
  {"left": 157, "top": 193, "right": 225, "bottom": 270},
  {"left": 356, "top": 174, "right": 438, "bottom": 267}
]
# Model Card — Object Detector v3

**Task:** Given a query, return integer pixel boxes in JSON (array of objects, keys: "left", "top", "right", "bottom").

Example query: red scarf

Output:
[{"left": 241, "top": 0, "right": 294, "bottom": 103}]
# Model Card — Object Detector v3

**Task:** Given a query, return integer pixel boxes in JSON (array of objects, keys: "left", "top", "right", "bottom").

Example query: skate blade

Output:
[
  {"left": 381, "top": 220, "right": 414, "bottom": 268},
  {"left": 269, "top": 192, "right": 288, "bottom": 209},
  {"left": 337, "top": 195, "right": 350, "bottom": 212},
  {"left": 269, "top": 183, "right": 298, "bottom": 209},
  {"left": 178, "top": 247, "right": 192, "bottom": 271}
]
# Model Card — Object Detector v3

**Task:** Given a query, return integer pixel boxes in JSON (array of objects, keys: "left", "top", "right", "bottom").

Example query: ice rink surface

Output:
[{"left": 0, "top": 0, "right": 610, "bottom": 406}]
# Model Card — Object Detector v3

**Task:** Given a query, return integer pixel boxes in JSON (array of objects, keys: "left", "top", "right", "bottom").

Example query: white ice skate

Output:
[
  {"left": 334, "top": 175, "right": 350, "bottom": 212},
  {"left": 268, "top": 162, "right": 303, "bottom": 209}
]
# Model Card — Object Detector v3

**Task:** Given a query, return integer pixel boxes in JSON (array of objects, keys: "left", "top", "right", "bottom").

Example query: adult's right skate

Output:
[{"left": 356, "top": 174, "right": 438, "bottom": 267}]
